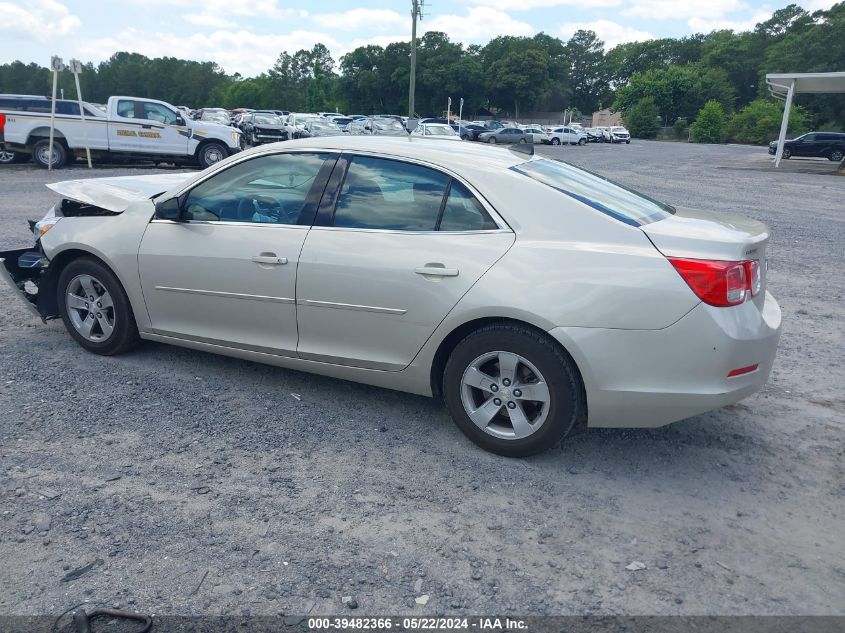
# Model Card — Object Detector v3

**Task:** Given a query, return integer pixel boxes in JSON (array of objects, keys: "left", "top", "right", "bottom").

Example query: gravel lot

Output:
[{"left": 0, "top": 141, "right": 843, "bottom": 618}]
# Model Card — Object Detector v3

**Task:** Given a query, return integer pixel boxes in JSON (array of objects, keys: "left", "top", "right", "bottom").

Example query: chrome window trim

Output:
[
  {"left": 307, "top": 226, "right": 512, "bottom": 236},
  {"left": 150, "top": 219, "right": 311, "bottom": 229}
]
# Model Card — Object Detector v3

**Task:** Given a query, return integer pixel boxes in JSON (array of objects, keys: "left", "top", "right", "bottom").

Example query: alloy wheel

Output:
[
  {"left": 65, "top": 274, "right": 115, "bottom": 342},
  {"left": 460, "top": 351, "right": 551, "bottom": 440},
  {"left": 0, "top": 148, "right": 16, "bottom": 164}
]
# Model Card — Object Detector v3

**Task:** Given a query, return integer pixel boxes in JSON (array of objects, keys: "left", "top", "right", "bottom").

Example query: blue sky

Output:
[{"left": 0, "top": 0, "right": 836, "bottom": 76}]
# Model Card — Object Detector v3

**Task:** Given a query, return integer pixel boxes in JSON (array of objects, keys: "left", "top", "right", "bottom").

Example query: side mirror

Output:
[
  {"left": 175, "top": 116, "right": 185, "bottom": 126},
  {"left": 154, "top": 196, "right": 182, "bottom": 221}
]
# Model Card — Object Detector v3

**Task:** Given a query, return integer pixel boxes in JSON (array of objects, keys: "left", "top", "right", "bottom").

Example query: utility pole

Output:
[{"left": 408, "top": 0, "right": 423, "bottom": 119}]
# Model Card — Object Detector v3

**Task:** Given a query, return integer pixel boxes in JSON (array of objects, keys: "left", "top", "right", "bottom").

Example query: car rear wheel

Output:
[
  {"left": 782, "top": 147, "right": 792, "bottom": 159},
  {"left": 551, "top": 138, "right": 560, "bottom": 146},
  {"left": 829, "top": 149, "right": 844, "bottom": 162},
  {"left": 461, "top": 134, "right": 469, "bottom": 141},
  {"left": 518, "top": 138, "right": 527, "bottom": 144},
  {"left": 443, "top": 323, "right": 585, "bottom": 457},
  {"left": 57, "top": 258, "right": 139, "bottom": 355},
  {"left": 0, "top": 145, "right": 25, "bottom": 164}
]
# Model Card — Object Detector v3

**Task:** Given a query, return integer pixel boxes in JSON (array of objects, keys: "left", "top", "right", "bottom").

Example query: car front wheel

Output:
[
  {"left": 443, "top": 323, "right": 586, "bottom": 457},
  {"left": 57, "top": 257, "right": 139, "bottom": 355},
  {"left": 198, "top": 142, "right": 228, "bottom": 168},
  {"left": 488, "top": 137, "right": 497, "bottom": 144},
  {"left": 782, "top": 147, "right": 792, "bottom": 159}
]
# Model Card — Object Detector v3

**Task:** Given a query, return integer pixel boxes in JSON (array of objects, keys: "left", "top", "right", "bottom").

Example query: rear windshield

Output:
[{"left": 511, "top": 158, "right": 674, "bottom": 226}]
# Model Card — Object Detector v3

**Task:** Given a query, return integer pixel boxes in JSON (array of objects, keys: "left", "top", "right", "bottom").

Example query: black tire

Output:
[
  {"left": 488, "top": 136, "right": 497, "bottom": 144},
  {"left": 57, "top": 257, "right": 139, "bottom": 356},
  {"left": 518, "top": 138, "right": 527, "bottom": 144},
  {"left": 31, "top": 138, "right": 66, "bottom": 169},
  {"left": 578, "top": 138, "right": 586, "bottom": 146},
  {"left": 551, "top": 137, "right": 561, "bottom": 146},
  {"left": 626, "top": 140, "right": 631, "bottom": 144},
  {"left": 461, "top": 134, "right": 470, "bottom": 141},
  {"left": 443, "top": 323, "right": 586, "bottom": 457},
  {"left": 782, "top": 147, "right": 791, "bottom": 159},
  {"left": 829, "top": 149, "right": 844, "bottom": 162},
  {"left": 197, "top": 141, "right": 228, "bottom": 169}
]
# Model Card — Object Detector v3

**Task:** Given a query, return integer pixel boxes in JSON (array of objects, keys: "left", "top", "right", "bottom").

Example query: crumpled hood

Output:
[{"left": 47, "top": 173, "right": 194, "bottom": 212}]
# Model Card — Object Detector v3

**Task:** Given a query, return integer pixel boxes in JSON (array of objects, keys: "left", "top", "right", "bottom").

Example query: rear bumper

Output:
[{"left": 549, "top": 291, "right": 782, "bottom": 428}]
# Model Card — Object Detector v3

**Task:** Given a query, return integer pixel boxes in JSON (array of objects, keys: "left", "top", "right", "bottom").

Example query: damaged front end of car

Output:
[{"left": 1, "top": 199, "right": 119, "bottom": 322}]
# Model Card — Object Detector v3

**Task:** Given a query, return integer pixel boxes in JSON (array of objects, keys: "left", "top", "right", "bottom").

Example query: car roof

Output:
[{"left": 235, "top": 136, "right": 529, "bottom": 171}]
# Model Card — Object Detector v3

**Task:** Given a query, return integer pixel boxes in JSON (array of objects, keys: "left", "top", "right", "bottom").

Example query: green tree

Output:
[
  {"left": 565, "top": 30, "right": 611, "bottom": 112},
  {"left": 691, "top": 100, "right": 727, "bottom": 143},
  {"left": 727, "top": 98, "right": 809, "bottom": 144},
  {"left": 622, "top": 97, "right": 660, "bottom": 138}
]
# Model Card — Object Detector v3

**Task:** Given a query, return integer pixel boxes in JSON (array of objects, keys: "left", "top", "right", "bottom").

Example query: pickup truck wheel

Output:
[
  {"left": 32, "top": 139, "right": 66, "bottom": 169},
  {"left": 198, "top": 142, "right": 228, "bottom": 169},
  {"left": 578, "top": 138, "right": 587, "bottom": 146},
  {"left": 57, "top": 257, "right": 139, "bottom": 355}
]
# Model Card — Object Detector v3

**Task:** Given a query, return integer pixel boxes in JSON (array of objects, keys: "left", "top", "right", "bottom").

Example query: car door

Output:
[
  {"left": 110, "top": 99, "right": 188, "bottom": 155},
  {"left": 138, "top": 151, "right": 337, "bottom": 356},
  {"left": 296, "top": 153, "right": 515, "bottom": 371},
  {"left": 793, "top": 133, "right": 815, "bottom": 156}
]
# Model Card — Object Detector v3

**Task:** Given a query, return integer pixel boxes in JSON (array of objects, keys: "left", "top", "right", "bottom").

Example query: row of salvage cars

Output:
[{"left": 0, "top": 137, "right": 781, "bottom": 456}]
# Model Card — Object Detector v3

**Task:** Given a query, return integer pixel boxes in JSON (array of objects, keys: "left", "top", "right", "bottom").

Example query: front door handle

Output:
[
  {"left": 415, "top": 266, "right": 459, "bottom": 277},
  {"left": 251, "top": 254, "right": 287, "bottom": 265}
]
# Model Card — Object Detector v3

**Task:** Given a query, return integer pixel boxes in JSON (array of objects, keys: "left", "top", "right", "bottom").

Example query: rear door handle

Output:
[
  {"left": 415, "top": 266, "right": 459, "bottom": 277},
  {"left": 251, "top": 255, "right": 287, "bottom": 265}
]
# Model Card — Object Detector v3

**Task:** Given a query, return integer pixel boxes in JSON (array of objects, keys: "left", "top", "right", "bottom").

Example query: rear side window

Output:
[
  {"left": 333, "top": 156, "right": 448, "bottom": 231},
  {"left": 512, "top": 158, "right": 674, "bottom": 227},
  {"left": 331, "top": 156, "right": 499, "bottom": 232}
]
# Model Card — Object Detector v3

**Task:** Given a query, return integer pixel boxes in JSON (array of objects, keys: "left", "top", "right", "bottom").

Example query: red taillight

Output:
[
  {"left": 0, "top": 113, "right": 5, "bottom": 133},
  {"left": 728, "top": 364, "right": 759, "bottom": 377},
  {"left": 668, "top": 258, "right": 750, "bottom": 307}
]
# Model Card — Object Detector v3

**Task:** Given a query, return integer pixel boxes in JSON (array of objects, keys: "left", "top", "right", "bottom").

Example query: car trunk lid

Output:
[{"left": 641, "top": 206, "right": 770, "bottom": 305}]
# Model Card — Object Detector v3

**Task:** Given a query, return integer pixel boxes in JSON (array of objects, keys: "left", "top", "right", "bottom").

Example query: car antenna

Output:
[{"left": 509, "top": 143, "right": 534, "bottom": 157}]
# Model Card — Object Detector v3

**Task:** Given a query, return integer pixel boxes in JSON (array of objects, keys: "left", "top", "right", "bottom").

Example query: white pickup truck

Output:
[{"left": 0, "top": 95, "right": 243, "bottom": 169}]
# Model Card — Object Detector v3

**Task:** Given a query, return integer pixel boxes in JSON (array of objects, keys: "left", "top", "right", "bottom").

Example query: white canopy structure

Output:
[{"left": 766, "top": 72, "right": 845, "bottom": 167}]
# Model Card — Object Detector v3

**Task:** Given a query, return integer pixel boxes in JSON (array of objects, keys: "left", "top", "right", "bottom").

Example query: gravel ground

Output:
[{"left": 0, "top": 141, "right": 843, "bottom": 618}]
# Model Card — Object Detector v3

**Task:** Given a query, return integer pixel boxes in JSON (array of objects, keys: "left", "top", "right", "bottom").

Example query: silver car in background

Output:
[
  {"left": 0, "top": 138, "right": 781, "bottom": 456},
  {"left": 477, "top": 127, "right": 529, "bottom": 144}
]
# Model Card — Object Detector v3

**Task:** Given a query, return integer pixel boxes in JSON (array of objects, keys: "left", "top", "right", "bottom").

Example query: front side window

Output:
[
  {"left": 183, "top": 153, "right": 331, "bottom": 224},
  {"left": 512, "top": 158, "right": 674, "bottom": 227},
  {"left": 142, "top": 103, "right": 177, "bottom": 124}
]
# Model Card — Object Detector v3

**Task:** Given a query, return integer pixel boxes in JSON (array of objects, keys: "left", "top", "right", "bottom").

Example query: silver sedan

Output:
[
  {"left": 1, "top": 138, "right": 781, "bottom": 456},
  {"left": 477, "top": 127, "right": 529, "bottom": 144}
]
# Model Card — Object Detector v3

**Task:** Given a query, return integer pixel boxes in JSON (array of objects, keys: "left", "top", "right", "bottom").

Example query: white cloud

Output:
[
  {"left": 559, "top": 19, "right": 655, "bottom": 48},
  {"left": 0, "top": 0, "right": 80, "bottom": 41},
  {"left": 77, "top": 28, "right": 342, "bottom": 77},
  {"left": 312, "top": 8, "right": 405, "bottom": 32},
  {"left": 469, "top": 0, "right": 621, "bottom": 8},
  {"left": 798, "top": 0, "right": 837, "bottom": 10},
  {"left": 182, "top": 13, "right": 237, "bottom": 29},
  {"left": 688, "top": 10, "right": 772, "bottom": 32},
  {"left": 623, "top": 0, "right": 747, "bottom": 21},
  {"left": 424, "top": 6, "right": 535, "bottom": 42}
]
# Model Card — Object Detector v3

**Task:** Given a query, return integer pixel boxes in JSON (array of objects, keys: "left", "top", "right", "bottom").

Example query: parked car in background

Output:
[
  {"left": 331, "top": 117, "right": 354, "bottom": 129},
  {"left": 347, "top": 117, "right": 408, "bottom": 137},
  {"left": 283, "top": 113, "right": 322, "bottom": 139},
  {"left": 0, "top": 136, "right": 781, "bottom": 456},
  {"left": 603, "top": 126, "right": 631, "bottom": 144},
  {"left": 301, "top": 119, "right": 342, "bottom": 138},
  {"left": 411, "top": 123, "right": 462, "bottom": 141},
  {"left": 768, "top": 131, "right": 845, "bottom": 161},
  {"left": 319, "top": 112, "right": 344, "bottom": 119},
  {"left": 544, "top": 126, "right": 587, "bottom": 146},
  {"left": 583, "top": 127, "right": 603, "bottom": 143},
  {"left": 241, "top": 112, "right": 288, "bottom": 145},
  {"left": 459, "top": 124, "right": 489, "bottom": 141},
  {"left": 521, "top": 126, "right": 547, "bottom": 144},
  {"left": 199, "top": 109, "right": 231, "bottom": 125},
  {"left": 477, "top": 127, "right": 529, "bottom": 144}
]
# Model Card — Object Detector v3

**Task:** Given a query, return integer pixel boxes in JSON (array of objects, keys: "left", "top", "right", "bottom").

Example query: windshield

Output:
[
  {"left": 373, "top": 119, "right": 405, "bottom": 131},
  {"left": 423, "top": 125, "right": 455, "bottom": 136},
  {"left": 253, "top": 115, "right": 281, "bottom": 125},
  {"left": 511, "top": 159, "right": 675, "bottom": 227},
  {"left": 203, "top": 112, "right": 229, "bottom": 123}
]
